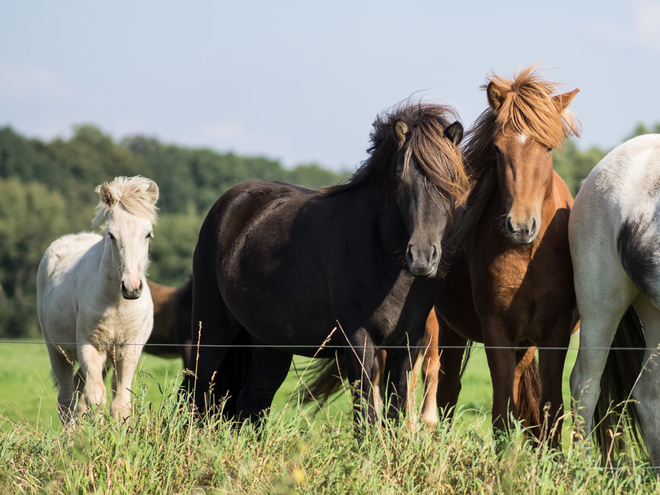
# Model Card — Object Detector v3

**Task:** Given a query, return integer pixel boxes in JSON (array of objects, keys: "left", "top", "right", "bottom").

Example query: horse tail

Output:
[
  {"left": 299, "top": 354, "right": 346, "bottom": 406},
  {"left": 459, "top": 340, "right": 474, "bottom": 378},
  {"left": 515, "top": 349, "right": 541, "bottom": 430},
  {"left": 593, "top": 306, "right": 646, "bottom": 460}
]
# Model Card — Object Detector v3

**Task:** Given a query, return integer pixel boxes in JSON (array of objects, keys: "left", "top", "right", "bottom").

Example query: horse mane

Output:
[
  {"left": 449, "top": 65, "right": 581, "bottom": 252},
  {"left": 321, "top": 100, "right": 470, "bottom": 211},
  {"left": 91, "top": 176, "right": 159, "bottom": 229}
]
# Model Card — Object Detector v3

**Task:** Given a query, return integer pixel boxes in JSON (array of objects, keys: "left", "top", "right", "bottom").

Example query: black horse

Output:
[{"left": 181, "top": 101, "right": 470, "bottom": 424}]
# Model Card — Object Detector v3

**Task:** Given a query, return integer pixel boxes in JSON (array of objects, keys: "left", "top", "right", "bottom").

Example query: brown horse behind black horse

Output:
[{"left": 144, "top": 279, "right": 193, "bottom": 366}]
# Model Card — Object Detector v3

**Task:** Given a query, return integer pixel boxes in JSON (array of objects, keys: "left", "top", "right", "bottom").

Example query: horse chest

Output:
[
  {"left": 78, "top": 302, "right": 149, "bottom": 343},
  {"left": 475, "top": 243, "right": 573, "bottom": 335}
]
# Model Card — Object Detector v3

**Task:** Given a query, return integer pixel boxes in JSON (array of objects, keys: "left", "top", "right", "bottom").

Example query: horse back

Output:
[
  {"left": 37, "top": 233, "right": 103, "bottom": 349},
  {"left": 572, "top": 135, "right": 660, "bottom": 305}
]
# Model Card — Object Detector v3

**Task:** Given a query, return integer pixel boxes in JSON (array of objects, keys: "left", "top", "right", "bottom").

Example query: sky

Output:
[{"left": 1, "top": 1, "right": 659, "bottom": 172}]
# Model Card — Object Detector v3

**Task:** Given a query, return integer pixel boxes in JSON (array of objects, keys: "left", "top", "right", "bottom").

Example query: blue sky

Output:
[{"left": 1, "top": 1, "right": 659, "bottom": 171}]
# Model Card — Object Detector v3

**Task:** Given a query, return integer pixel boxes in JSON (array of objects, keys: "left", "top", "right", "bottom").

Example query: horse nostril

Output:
[
  {"left": 505, "top": 216, "right": 514, "bottom": 234},
  {"left": 530, "top": 216, "right": 537, "bottom": 233}
]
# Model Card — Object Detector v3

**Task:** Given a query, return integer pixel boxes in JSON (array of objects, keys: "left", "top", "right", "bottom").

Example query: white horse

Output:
[
  {"left": 37, "top": 176, "right": 159, "bottom": 425},
  {"left": 570, "top": 134, "right": 660, "bottom": 464}
]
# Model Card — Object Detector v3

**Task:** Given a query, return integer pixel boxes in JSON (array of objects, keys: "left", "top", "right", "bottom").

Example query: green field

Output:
[
  {"left": 0, "top": 337, "right": 578, "bottom": 430},
  {"left": 2, "top": 335, "right": 658, "bottom": 493}
]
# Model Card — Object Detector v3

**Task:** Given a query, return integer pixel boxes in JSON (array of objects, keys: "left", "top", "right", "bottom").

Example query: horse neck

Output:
[
  {"left": 94, "top": 236, "right": 125, "bottom": 301},
  {"left": 360, "top": 178, "right": 408, "bottom": 246},
  {"left": 333, "top": 179, "right": 408, "bottom": 249}
]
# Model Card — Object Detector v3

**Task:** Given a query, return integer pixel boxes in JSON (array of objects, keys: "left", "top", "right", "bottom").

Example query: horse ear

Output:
[
  {"left": 99, "top": 182, "right": 117, "bottom": 209},
  {"left": 552, "top": 88, "right": 579, "bottom": 112},
  {"left": 146, "top": 181, "right": 159, "bottom": 204},
  {"left": 394, "top": 121, "right": 410, "bottom": 148},
  {"left": 486, "top": 81, "right": 508, "bottom": 112},
  {"left": 444, "top": 121, "right": 464, "bottom": 146}
]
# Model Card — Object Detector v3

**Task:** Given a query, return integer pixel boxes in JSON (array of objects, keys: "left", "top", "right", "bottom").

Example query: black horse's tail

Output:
[
  {"left": 593, "top": 306, "right": 646, "bottom": 461},
  {"left": 299, "top": 354, "right": 346, "bottom": 406}
]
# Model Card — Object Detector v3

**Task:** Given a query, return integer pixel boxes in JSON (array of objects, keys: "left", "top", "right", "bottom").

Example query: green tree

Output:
[
  {"left": 148, "top": 212, "right": 203, "bottom": 287},
  {"left": 554, "top": 140, "right": 607, "bottom": 196},
  {"left": 625, "top": 122, "right": 660, "bottom": 141},
  {"left": 0, "top": 179, "right": 69, "bottom": 337}
]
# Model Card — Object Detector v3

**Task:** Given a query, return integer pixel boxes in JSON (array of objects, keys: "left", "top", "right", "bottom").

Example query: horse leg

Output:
[
  {"left": 383, "top": 344, "right": 420, "bottom": 422},
  {"left": 372, "top": 350, "right": 386, "bottom": 417},
  {"left": 78, "top": 343, "right": 108, "bottom": 419},
  {"left": 343, "top": 329, "right": 377, "bottom": 427},
  {"left": 182, "top": 276, "right": 242, "bottom": 415},
  {"left": 570, "top": 301, "right": 633, "bottom": 440},
  {"left": 419, "top": 309, "right": 440, "bottom": 427},
  {"left": 406, "top": 350, "right": 423, "bottom": 425},
  {"left": 631, "top": 294, "right": 660, "bottom": 467},
  {"left": 46, "top": 344, "right": 77, "bottom": 426},
  {"left": 435, "top": 319, "right": 468, "bottom": 423},
  {"left": 237, "top": 345, "right": 292, "bottom": 423},
  {"left": 110, "top": 343, "right": 143, "bottom": 422},
  {"left": 537, "top": 328, "right": 570, "bottom": 448},
  {"left": 482, "top": 318, "right": 517, "bottom": 437}
]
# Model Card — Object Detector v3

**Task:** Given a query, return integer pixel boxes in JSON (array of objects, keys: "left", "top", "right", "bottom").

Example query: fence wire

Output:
[{"left": 0, "top": 340, "right": 657, "bottom": 352}]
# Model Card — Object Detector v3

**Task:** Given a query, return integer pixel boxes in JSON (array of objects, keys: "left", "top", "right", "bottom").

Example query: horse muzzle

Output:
[
  {"left": 406, "top": 243, "right": 440, "bottom": 278},
  {"left": 505, "top": 215, "right": 539, "bottom": 245},
  {"left": 121, "top": 280, "right": 143, "bottom": 300}
]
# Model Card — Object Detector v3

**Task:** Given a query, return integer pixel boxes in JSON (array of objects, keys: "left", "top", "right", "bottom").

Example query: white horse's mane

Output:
[{"left": 91, "top": 176, "right": 159, "bottom": 229}]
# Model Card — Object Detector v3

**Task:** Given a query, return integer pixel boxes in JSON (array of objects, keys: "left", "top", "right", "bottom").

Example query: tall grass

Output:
[{"left": 1, "top": 343, "right": 658, "bottom": 494}]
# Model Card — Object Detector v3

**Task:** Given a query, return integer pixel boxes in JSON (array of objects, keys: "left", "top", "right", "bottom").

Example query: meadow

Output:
[{"left": 1, "top": 336, "right": 657, "bottom": 493}]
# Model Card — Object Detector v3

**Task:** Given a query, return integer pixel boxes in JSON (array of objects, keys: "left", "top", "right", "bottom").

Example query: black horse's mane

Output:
[{"left": 321, "top": 101, "right": 469, "bottom": 212}]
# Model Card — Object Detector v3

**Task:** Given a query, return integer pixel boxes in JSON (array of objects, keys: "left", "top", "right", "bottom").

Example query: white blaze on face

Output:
[{"left": 517, "top": 133, "right": 528, "bottom": 144}]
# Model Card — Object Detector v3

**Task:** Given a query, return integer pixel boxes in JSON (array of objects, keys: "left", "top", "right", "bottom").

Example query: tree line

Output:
[{"left": 0, "top": 122, "right": 657, "bottom": 337}]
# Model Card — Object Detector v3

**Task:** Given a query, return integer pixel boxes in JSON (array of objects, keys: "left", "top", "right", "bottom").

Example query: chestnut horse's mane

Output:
[
  {"left": 449, "top": 65, "right": 581, "bottom": 252},
  {"left": 322, "top": 100, "right": 470, "bottom": 212}
]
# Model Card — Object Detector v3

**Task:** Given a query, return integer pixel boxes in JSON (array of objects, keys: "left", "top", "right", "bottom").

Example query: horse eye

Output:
[
  {"left": 493, "top": 145, "right": 501, "bottom": 155},
  {"left": 146, "top": 232, "right": 152, "bottom": 239},
  {"left": 108, "top": 232, "right": 115, "bottom": 240},
  {"left": 547, "top": 147, "right": 553, "bottom": 153}
]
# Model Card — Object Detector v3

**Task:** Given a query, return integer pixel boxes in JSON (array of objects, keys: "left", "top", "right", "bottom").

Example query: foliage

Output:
[
  {"left": 0, "top": 125, "right": 348, "bottom": 336},
  {"left": 0, "top": 121, "right": 658, "bottom": 336},
  {"left": 554, "top": 140, "right": 607, "bottom": 196},
  {"left": 0, "top": 179, "right": 70, "bottom": 337},
  {"left": 149, "top": 213, "right": 203, "bottom": 287}
]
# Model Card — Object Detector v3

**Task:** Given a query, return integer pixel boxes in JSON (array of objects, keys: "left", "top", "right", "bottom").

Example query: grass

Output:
[{"left": 1, "top": 336, "right": 657, "bottom": 493}]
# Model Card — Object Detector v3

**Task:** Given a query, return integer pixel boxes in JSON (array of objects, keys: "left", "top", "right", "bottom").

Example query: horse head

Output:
[
  {"left": 94, "top": 177, "right": 159, "bottom": 299},
  {"left": 392, "top": 108, "right": 467, "bottom": 277},
  {"left": 483, "top": 66, "right": 580, "bottom": 245}
]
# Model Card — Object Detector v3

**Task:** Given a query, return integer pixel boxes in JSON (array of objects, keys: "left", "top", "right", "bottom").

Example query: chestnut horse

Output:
[
  {"left": 181, "top": 101, "right": 470, "bottom": 424},
  {"left": 144, "top": 279, "right": 193, "bottom": 366},
  {"left": 433, "top": 66, "right": 580, "bottom": 446}
]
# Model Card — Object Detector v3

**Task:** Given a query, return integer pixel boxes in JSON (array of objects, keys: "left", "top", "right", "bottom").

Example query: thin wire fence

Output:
[{"left": 0, "top": 340, "right": 654, "bottom": 352}]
